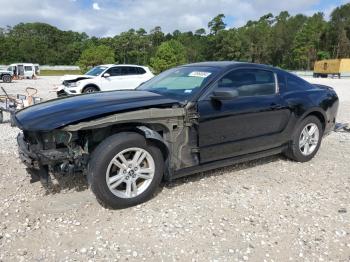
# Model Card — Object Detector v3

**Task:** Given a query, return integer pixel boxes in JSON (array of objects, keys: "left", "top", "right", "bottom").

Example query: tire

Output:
[
  {"left": 0, "top": 110, "right": 3, "bottom": 123},
  {"left": 88, "top": 132, "right": 164, "bottom": 209},
  {"left": 2, "top": 74, "right": 12, "bottom": 83},
  {"left": 83, "top": 86, "right": 99, "bottom": 93},
  {"left": 285, "top": 116, "right": 323, "bottom": 162}
]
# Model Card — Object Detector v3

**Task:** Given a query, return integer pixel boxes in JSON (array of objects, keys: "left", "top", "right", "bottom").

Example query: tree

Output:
[
  {"left": 195, "top": 28, "right": 206, "bottom": 36},
  {"left": 212, "top": 29, "right": 245, "bottom": 61},
  {"left": 0, "top": 4, "right": 349, "bottom": 71},
  {"left": 327, "top": 3, "right": 350, "bottom": 58},
  {"left": 242, "top": 14, "right": 274, "bottom": 64},
  {"left": 150, "top": 40, "right": 187, "bottom": 73},
  {"left": 208, "top": 14, "right": 226, "bottom": 34},
  {"left": 292, "top": 13, "right": 326, "bottom": 69},
  {"left": 78, "top": 45, "right": 115, "bottom": 72}
]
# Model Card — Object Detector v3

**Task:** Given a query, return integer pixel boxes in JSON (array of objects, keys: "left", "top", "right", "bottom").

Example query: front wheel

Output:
[
  {"left": 285, "top": 116, "right": 323, "bottom": 162},
  {"left": 83, "top": 86, "right": 99, "bottom": 93},
  {"left": 88, "top": 132, "right": 164, "bottom": 209},
  {"left": 2, "top": 74, "right": 12, "bottom": 83}
]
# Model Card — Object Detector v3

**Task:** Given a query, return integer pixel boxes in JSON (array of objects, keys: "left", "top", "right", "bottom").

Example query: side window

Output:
[
  {"left": 127, "top": 67, "right": 138, "bottom": 75},
  {"left": 24, "top": 66, "right": 32, "bottom": 71},
  {"left": 120, "top": 67, "right": 129, "bottom": 75},
  {"left": 106, "top": 67, "right": 121, "bottom": 76},
  {"left": 218, "top": 69, "right": 276, "bottom": 97},
  {"left": 285, "top": 74, "right": 311, "bottom": 92},
  {"left": 137, "top": 67, "right": 146, "bottom": 74}
]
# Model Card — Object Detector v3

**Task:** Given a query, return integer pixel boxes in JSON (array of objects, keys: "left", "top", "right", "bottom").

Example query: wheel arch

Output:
[
  {"left": 82, "top": 84, "right": 100, "bottom": 93},
  {"left": 85, "top": 123, "right": 170, "bottom": 163},
  {"left": 300, "top": 108, "right": 327, "bottom": 131},
  {"left": 135, "top": 126, "right": 169, "bottom": 163}
]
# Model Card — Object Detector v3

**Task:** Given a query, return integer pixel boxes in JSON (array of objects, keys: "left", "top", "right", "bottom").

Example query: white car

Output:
[{"left": 57, "top": 64, "right": 154, "bottom": 96}]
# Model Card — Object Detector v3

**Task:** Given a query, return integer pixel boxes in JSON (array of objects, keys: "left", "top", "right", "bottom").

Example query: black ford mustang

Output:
[{"left": 14, "top": 62, "right": 339, "bottom": 208}]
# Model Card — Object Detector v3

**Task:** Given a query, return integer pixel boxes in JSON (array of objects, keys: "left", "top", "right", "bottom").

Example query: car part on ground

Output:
[
  {"left": 13, "top": 62, "right": 339, "bottom": 208},
  {"left": 334, "top": 122, "right": 350, "bottom": 132}
]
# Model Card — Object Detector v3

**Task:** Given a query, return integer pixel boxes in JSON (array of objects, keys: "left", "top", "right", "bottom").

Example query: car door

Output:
[
  {"left": 197, "top": 68, "right": 291, "bottom": 163},
  {"left": 119, "top": 66, "right": 147, "bottom": 89},
  {"left": 18, "top": 65, "right": 24, "bottom": 77},
  {"left": 100, "top": 67, "right": 122, "bottom": 90}
]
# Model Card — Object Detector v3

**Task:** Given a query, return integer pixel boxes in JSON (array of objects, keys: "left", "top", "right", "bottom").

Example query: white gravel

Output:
[{"left": 0, "top": 76, "right": 349, "bottom": 261}]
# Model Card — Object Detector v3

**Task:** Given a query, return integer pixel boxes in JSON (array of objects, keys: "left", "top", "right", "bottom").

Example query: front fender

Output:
[{"left": 136, "top": 126, "right": 171, "bottom": 180}]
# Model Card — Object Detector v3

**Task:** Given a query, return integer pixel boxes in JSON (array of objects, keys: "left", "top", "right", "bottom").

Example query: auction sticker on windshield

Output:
[{"left": 188, "top": 71, "right": 212, "bottom": 78}]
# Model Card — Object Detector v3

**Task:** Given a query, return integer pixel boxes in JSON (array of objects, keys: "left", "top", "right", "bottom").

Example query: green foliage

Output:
[
  {"left": 292, "top": 13, "right": 327, "bottom": 69},
  {"left": 0, "top": 3, "right": 350, "bottom": 71},
  {"left": 150, "top": 40, "right": 187, "bottom": 73},
  {"left": 328, "top": 3, "right": 350, "bottom": 58},
  {"left": 317, "top": 51, "right": 330, "bottom": 60},
  {"left": 78, "top": 45, "right": 115, "bottom": 72},
  {"left": 0, "top": 22, "right": 88, "bottom": 65},
  {"left": 40, "top": 70, "right": 81, "bottom": 76},
  {"left": 208, "top": 14, "right": 226, "bottom": 35}
]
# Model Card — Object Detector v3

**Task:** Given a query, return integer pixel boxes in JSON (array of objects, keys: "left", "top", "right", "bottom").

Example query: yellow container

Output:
[{"left": 313, "top": 59, "right": 350, "bottom": 77}]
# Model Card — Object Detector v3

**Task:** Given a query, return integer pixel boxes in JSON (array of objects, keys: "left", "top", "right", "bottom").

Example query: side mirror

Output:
[
  {"left": 103, "top": 73, "right": 110, "bottom": 78},
  {"left": 212, "top": 88, "right": 239, "bottom": 101}
]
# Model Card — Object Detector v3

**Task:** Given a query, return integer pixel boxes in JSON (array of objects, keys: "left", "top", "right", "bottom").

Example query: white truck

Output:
[
  {"left": 8, "top": 63, "right": 38, "bottom": 79},
  {"left": 0, "top": 67, "right": 13, "bottom": 83},
  {"left": 57, "top": 64, "right": 154, "bottom": 96}
]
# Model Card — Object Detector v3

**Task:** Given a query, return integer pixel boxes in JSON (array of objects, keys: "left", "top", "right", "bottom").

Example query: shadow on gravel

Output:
[
  {"left": 32, "top": 154, "right": 284, "bottom": 196},
  {"left": 43, "top": 172, "right": 88, "bottom": 195},
  {"left": 164, "top": 154, "right": 283, "bottom": 189}
]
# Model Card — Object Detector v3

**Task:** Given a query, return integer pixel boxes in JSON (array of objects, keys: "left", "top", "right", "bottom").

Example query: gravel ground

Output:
[{"left": 0, "top": 77, "right": 349, "bottom": 261}]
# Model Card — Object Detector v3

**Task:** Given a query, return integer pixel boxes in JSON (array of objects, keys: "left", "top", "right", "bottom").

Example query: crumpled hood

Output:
[{"left": 15, "top": 90, "right": 179, "bottom": 131}]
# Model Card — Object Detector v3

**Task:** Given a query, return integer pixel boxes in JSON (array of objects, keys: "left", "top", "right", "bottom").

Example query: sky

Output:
[{"left": 0, "top": 0, "right": 348, "bottom": 37}]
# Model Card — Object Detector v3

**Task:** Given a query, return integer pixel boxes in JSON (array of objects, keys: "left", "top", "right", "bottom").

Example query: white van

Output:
[{"left": 8, "top": 63, "right": 38, "bottom": 79}]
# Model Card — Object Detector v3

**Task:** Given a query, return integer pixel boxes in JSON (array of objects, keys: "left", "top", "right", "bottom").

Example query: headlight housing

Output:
[{"left": 68, "top": 82, "right": 78, "bottom": 88}]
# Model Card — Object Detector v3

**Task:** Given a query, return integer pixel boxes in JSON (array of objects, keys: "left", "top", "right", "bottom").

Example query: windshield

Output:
[
  {"left": 138, "top": 66, "right": 219, "bottom": 101},
  {"left": 85, "top": 66, "right": 108, "bottom": 76}
]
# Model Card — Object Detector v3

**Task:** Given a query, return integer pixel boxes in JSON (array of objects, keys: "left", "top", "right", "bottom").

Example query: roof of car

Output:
[
  {"left": 183, "top": 61, "right": 275, "bottom": 70},
  {"left": 101, "top": 64, "right": 148, "bottom": 68}
]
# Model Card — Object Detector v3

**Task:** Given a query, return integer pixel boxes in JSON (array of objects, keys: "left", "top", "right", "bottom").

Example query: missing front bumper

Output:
[
  {"left": 17, "top": 132, "right": 72, "bottom": 168},
  {"left": 17, "top": 133, "right": 40, "bottom": 169}
]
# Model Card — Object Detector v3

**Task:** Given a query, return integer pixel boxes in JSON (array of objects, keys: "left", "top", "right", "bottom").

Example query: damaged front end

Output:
[
  {"left": 16, "top": 104, "right": 200, "bottom": 183},
  {"left": 18, "top": 130, "right": 89, "bottom": 182}
]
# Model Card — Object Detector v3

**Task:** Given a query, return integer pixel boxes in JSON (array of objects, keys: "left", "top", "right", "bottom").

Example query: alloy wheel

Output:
[
  {"left": 105, "top": 147, "right": 155, "bottom": 198},
  {"left": 299, "top": 123, "right": 319, "bottom": 156}
]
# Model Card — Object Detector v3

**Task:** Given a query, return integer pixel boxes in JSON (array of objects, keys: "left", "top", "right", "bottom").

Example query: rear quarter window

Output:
[
  {"left": 283, "top": 73, "right": 313, "bottom": 92},
  {"left": 137, "top": 67, "right": 146, "bottom": 74}
]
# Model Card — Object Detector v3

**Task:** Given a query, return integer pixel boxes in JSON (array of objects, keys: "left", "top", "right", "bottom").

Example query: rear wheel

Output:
[
  {"left": 285, "top": 116, "right": 323, "bottom": 162},
  {"left": 88, "top": 132, "right": 164, "bottom": 209},
  {"left": 83, "top": 86, "right": 99, "bottom": 93},
  {"left": 2, "top": 74, "right": 12, "bottom": 83}
]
